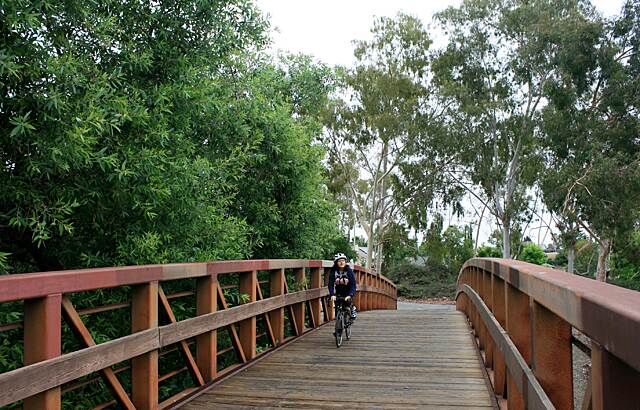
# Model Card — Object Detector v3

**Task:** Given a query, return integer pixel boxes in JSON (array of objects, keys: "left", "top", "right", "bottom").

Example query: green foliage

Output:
[
  {"left": 540, "top": 0, "right": 640, "bottom": 279},
  {"left": 476, "top": 246, "right": 503, "bottom": 258},
  {"left": 387, "top": 260, "right": 457, "bottom": 299},
  {"left": 0, "top": 0, "right": 270, "bottom": 272},
  {"left": 0, "top": 252, "right": 10, "bottom": 275},
  {"left": 381, "top": 223, "right": 418, "bottom": 272},
  {"left": 223, "top": 56, "right": 340, "bottom": 260},
  {"left": 518, "top": 243, "right": 548, "bottom": 266},
  {"left": 609, "top": 230, "right": 640, "bottom": 290},
  {"left": 324, "top": 235, "right": 357, "bottom": 262},
  {"left": 418, "top": 216, "right": 474, "bottom": 274},
  {"left": 1, "top": 1, "right": 341, "bottom": 273}
]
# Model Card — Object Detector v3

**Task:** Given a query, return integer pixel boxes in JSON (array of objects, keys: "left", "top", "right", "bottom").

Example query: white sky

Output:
[
  {"left": 255, "top": 0, "right": 626, "bottom": 247},
  {"left": 256, "top": 0, "right": 625, "bottom": 67}
]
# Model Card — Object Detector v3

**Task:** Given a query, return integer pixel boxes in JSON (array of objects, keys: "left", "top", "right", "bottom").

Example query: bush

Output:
[
  {"left": 386, "top": 260, "right": 457, "bottom": 299},
  {"left": 518, "top": 243, "right": 548, "bottom": 266},
  {"left": 476, "top": 246, "right": 502, "bottom": 257}
]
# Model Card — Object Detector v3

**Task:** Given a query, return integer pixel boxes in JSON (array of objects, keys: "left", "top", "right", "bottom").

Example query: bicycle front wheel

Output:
[{"left": 335, "top": 311, "right": 343, "bottom": 348}]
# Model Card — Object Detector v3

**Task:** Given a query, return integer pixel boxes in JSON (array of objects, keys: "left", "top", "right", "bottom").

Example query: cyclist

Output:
[{"left": 329, "top": 252, "right": 357, "bottom": 320}]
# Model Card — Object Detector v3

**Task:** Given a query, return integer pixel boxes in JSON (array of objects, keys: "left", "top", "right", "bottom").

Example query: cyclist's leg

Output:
[{"left": 350, "top": 295, "right": 357, "bottom": 319}]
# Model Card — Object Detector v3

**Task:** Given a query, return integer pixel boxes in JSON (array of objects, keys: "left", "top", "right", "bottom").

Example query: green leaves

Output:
[
  {"left": 9, "top": 112, "right": 36, "bottom": 137},
  {"left": 0, "top": 1, "right": 342, "bottom": 274},
  {"left": 518, "top": 243, "right": 548, "bottom": 266}
]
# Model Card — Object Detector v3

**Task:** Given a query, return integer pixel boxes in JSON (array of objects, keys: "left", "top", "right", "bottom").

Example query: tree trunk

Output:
[
  {"left": 475, "top": 204, "right": 486, "bottom": 253},
  {"left": 567, "top": 243, "right": 575, "bottom": 274},
  {"left": 502, "top": 217, "right": 511, "bottom": 259},
  {"left": 375, "top": 241, "right": 384, "bottom": 274},
  {"left": 366, "top": 233, "right": 374, "bottom": 270},
  {"left": 596, "top": 239, "right": 610, "bottom": 282}
]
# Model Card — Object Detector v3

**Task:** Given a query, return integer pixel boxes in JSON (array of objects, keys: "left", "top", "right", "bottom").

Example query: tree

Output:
[
  {"left": 0, "top": 0, "right": 270, "bottom": 272},
  {"left": 541, "top": 0, "right": 640, "bottom": 281},
  {"left": 324, "top": 14, "right": 432, "bottom": 271},
  {"left": 418, "top": 216, "right": 474, "bottom": 274},
  {"left": 223, "top": 56, "right": 340, "bottom": 260},
  {"left": 402, "top": 0, "right": 601, "bottom": 259},
  {"left": 381, "top": 222, "right": 418, "bottom": 272},
  {"left": 0, "top": 1, "right": 342, "bottom": 274}
]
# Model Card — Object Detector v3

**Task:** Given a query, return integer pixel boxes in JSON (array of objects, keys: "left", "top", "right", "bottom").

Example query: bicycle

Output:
[{"left": 332, "top": 296, "right": 353, "bottom": 348}]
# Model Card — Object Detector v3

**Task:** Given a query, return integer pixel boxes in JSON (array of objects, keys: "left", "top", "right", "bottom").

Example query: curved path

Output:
[{"left": 181, "top": 306, "right": 495, "bottom": 409}]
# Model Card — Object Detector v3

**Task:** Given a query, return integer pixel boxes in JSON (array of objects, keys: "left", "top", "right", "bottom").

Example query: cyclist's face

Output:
[{"left": 337, "top": 259, "right": 346, "bottom": 268}]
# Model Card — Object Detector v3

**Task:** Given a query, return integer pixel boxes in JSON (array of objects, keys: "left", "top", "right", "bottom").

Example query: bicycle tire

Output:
[{"left": 334, "top": 311, "right": 343, "bottom": 348}]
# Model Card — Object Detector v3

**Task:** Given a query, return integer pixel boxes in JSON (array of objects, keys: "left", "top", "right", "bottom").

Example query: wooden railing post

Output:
[
  {"left": 310, "top": 268, "right": 322, "bottom": 327},
  {"left": 532, "top": 301, "right": 573, "bottom": 409},
  {"left": 239, "top": 271, "right": 257, "bottom": 360},
  {"left": 292, "top": 268, "right": 306, "bottom": 335},
  {"left": 505, "top": 283, "right": 532, "bottom": 410},
  {"left": 354, "top": 269, "right": 361, "bottom": 310},
  {"left": 131, "top": 281, "right": 158, "bottom": 410},
  {"left": 324, "top": 267, "right": 334, "bottom": 320},
  {"left": 196, "top": 274, "right": 217, "bottom": 382},
  {"left": 483, "top": 271, "right": 494, "bottom": 369},
  {"left": 591, "top": 343, "right": 640, "bottom": 410},
  {"left": 364, "top": 273, "right": 370, "bottom": 311},
  {"left": 23, "top": 294, "right": 62, "bottom": 410},
  {"left": 491, "top": 275, "right": 507, "bottom": 397},
  {"left": 269, "top": 268, "right": 285, "bottom": 344}
]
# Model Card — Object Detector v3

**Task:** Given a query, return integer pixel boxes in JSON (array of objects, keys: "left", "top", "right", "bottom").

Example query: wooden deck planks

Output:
[{"left": 182, "top": 309, "right": 495, "bottom": 409}]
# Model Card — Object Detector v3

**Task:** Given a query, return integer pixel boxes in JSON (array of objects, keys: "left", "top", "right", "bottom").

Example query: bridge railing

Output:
[
  {"left": 456, "top": 258, "right": 640, "bottom": 410},
  {"left": 0, "top": 260, "right": 396, "bottom": 410}
]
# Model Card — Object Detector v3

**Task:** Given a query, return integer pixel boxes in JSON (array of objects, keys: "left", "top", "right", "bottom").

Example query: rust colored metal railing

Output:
[
  {"left": 456, "top": 258, "right": 640, "bottom": 410},
  {"left": 0, "top": 260, "right": 397, "bottom": 409}
]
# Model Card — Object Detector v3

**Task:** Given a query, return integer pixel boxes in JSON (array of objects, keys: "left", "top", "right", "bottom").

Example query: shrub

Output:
[
  {"left": 518, "top": 243, "right": 548, "bottom": 266},
  {"left": 476, "top": 246, "right": 502, "bottom": 258}
]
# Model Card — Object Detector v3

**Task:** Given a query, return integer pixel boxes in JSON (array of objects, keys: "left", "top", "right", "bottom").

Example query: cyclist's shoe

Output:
[{"left": 351, "top": 306, "right": 357, "bottom": 319}]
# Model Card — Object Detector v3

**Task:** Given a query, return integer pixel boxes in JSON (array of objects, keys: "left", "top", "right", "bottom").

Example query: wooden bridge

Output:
[{"left": 0, "top": 259, "right": 639, "bottom": 409}]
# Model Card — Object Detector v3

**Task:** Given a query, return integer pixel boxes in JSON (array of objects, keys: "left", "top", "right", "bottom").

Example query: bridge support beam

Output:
[
  {"left": 269, "top": 269, "right": 285, "bottom": 344},
  {"left": 591, "top": 343, "right": 640, "bottom": 410},
  {"left": 292, "top": 268, "right": 306, "bottom": 335},
  {"left": 239, "top": 271, "right": 257, "bottom": 360},
  {"left": 310, "top": 268, "right": 322, "bottom": 326},
  {"left": 23, "top": 294, "right": 62, "bottom": 410},
  {"left": 506, "top": 283, "right": 531, "bottom": 410},
  {"left": 491, "top": 275, "right": 507, "bottom": 397},
  {"left": 196, "top": 274, "right": 218, "bottom": 382},
  {"left": 482, "top": 271, "right": 494, "bottom": 369},
  {"left": 533, "top": 301, "right": 573, "bottom": 409},
  {"left": 131, "top": 281, "right": 158, "bottom": 410}
]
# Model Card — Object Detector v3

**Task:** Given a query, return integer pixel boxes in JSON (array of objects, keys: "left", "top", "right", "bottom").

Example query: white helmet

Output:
[{"left": 333, "top": 252, "right": 347, "bottom": 263}]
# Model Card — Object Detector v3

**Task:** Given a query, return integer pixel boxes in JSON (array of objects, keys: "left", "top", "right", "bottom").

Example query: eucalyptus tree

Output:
[
  {"left": 401, "top": 0, "right": 601, "bottom": 259},
  {"left": 541, "top": 0, "right": 640, "bottom": 281},
  {"left": 324, "top": 14, "right": 432, "bottom": 271}
]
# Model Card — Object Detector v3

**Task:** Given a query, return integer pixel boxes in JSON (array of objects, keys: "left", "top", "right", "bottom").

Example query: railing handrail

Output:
[
  {"left": 0, "top": 259, "right": 393, "bottom": 304},
  {"left": 459, "top": 258, "right": 640, "bottom": 372}
]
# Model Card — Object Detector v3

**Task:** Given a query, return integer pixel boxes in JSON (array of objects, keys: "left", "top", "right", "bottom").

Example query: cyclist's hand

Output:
[
  {"left": 345, "top": 296, "right": 352, "bottom": 302},
  {"left": 330, "top": 295, "right": 336, "bottom": 302}
]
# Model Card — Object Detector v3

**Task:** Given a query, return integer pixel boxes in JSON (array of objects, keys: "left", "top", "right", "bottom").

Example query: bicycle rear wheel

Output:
[{"left": 334, "top": 311, "right": 343, "bottom": 348}]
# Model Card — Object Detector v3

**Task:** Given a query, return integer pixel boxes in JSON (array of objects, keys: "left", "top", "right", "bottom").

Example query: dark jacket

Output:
[{"left": 328, "top": 265, "right": 357, "bottom": 297}]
